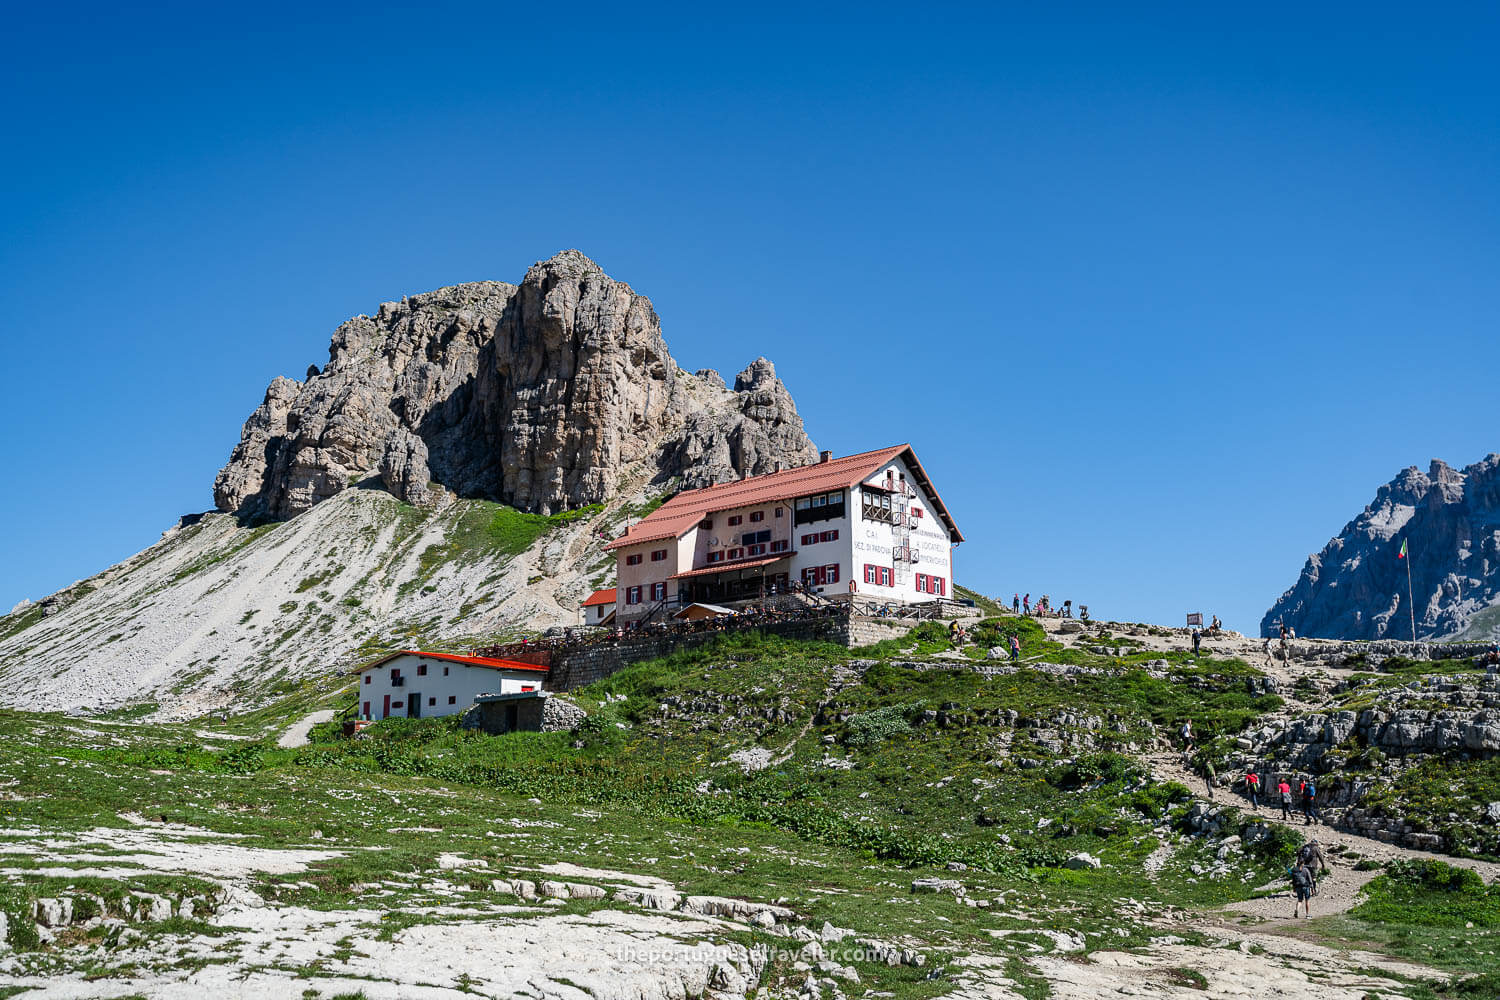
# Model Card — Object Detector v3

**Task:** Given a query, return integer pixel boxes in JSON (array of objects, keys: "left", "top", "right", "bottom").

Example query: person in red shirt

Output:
[
  {"left": 1277, "top": 779, "right": 1293, "bottom": 820},
  {"left": 1244, "top": 770, "right": 1261, "bottom": 809}
]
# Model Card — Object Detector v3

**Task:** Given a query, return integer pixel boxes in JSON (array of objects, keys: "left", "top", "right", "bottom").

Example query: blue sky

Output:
[{"left": 2, "top": 2, "right": 1497, "bottom": 634}]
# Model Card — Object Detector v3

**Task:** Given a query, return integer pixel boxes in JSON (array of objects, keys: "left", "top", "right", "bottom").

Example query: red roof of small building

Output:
[
  {"left": 604, "top": 444, "right": 962, "bottom": 549},
  {"left": 581, "top": 588, "right": 617, "bottom": 607},
  {"left": 355, "top": 650, "right": 550, "bottom": 675}
]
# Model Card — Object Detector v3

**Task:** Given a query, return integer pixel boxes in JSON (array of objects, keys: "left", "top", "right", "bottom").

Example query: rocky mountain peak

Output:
[
  {"left": 213, "top": 253, "right": 818, "bottom": 520},
  {"left": 1264, "top": 452, "right": 1500, "bottom": 640}
]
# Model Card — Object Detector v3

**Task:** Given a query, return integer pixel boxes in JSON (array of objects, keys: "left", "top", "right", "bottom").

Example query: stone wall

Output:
[{"left": 544, "top": 614, "right": 916, "bottom": 692}]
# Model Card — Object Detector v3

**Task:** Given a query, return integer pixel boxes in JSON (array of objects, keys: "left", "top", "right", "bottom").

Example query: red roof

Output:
[
  {"left": 670, "top": 554, "right": 791, "bottom": 579},
  {"left": 581, "top": 588, "right": 617, "bottom": 607},
  {"left": 356, "top": 650, "right": 550, "bottom": 675},
  {"left": 604, "top": 444, "right": 963, "bottom": 548}
]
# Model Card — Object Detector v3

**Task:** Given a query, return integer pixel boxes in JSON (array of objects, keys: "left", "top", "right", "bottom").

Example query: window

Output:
[
  {"left": 392, "top": 701, "right": 403, "bottom": 709},
  {"left": 819, "top": 529, "right": 839, "bottom": 542},
  {"left": 363, "top": 701, "right": 371, "bottom": 716},
  {"left": 801, "top": 533, "right": 817, "bottom": 546},
  {"left": 770, "top": 539, "right": 788, "bottom": 553},
  {"left": 795, "top": 491, "right": 845, "bottom": 525},
  {"left": 625, "top": 553, "right": 642, "bottom": 566},
  {"left": 727, "top": 547, "right": 744, "bottom": 560},
  {"left": 775, "top": 507, "right": 783, "bottom": 517},
  {"left": 651, "top": 582, "right": 666, "bottom": 601},
  {"left": 747, "top": 544, "right": 766, "bottom": 556},
  {"left": 428, "top": 697, "right": 436, "bottom": 707},
  {"left": 936, "top": 576, "right": 946, "bottom": 596},
  {"left": 448, "top": 696, "right": 456, "bottom": 705},
  {"left": 443, "top": 666, "right": 449, "bottom": 676},
  {"left": 863, "top": 564, "right": 893, "bottom": 587},
  {"left": 727, "top": 515, "right": 743, "bottom": 526},
  {"left": 364, "top": 675, "right": 370, "bottom": 685},
  {"left": 750, "top": 511, "right": 764, "bottom": 522},
  {"left": 390, "top": 669, "right": 400, "bottom": 682},
  {"left": 913, "top": 507, "right": 924, "bottom": 519},
  {"left": 745, "top": 529, "right": 771, "bottom": 545},
  {"left": 707, "top": 551, "right": 725, "bottom": 563},
  {"left": 626, "top": 586, "right": 642, "bottom": 605},
  {"left": 417, "top": 663, "right": 427, "bottom": 676},
  {"left": 699, "top": 518, "right": 713, "bottom": 529},
  {"left": 917, "top": 573, "right": 927, "bottom": 592},
  {"left": 824, "top": 564, "right": 840, "bottom": 583},
  {"left": 651, "top": 549, "right": 668, "bottom": 562}
]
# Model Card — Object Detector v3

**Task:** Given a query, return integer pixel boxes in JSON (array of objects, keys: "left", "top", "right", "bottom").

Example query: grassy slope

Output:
[{"left": 0, "top": 625, "right": 1494, "bottom": 996}]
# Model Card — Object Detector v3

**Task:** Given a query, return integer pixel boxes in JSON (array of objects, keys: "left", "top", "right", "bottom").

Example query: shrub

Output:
[{"left": 844, "top": 704, "right": 917, "bottom": 750}]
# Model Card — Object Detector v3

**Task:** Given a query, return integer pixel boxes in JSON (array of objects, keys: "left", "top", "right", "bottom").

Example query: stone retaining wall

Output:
[{"left": 546, "top": 615, "right": 913, "bottom": 691}]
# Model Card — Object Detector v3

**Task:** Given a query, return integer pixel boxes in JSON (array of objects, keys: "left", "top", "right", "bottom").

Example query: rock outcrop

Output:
[
  {"left": 214, "top": 250, "right": 818, "bottom": 521},
  {"left": 1263, "top": 455, "right": 1500, "bottom": 640}
]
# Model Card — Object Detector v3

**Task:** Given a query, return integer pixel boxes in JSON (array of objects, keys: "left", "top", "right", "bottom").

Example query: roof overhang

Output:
[{"left": 670, "top": 555, "right": 791, "bottom": 580}]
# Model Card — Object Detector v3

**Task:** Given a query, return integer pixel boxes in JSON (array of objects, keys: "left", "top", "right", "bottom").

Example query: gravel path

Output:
[{"left": 276, "top": 710, "right": 335, "bottom": 748}]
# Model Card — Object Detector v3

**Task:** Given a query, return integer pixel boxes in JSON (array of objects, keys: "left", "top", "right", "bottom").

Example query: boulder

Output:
[{"left": 1063, "top": 853, "right": 1102, "bottom": 870}]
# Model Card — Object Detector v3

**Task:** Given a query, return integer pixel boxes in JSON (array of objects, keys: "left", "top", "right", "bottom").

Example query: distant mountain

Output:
[
  {"left": 1263, "top": 455, "right": 1500, "bottom": 641},
  {"left": 0, "top": 251, "right": 821, "bottom": 717}
]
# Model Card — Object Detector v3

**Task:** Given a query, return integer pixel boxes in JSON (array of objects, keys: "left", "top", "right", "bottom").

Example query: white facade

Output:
[
  {"left": 845, "top": 453, "right": 956, "bottom": 604},
  {"left": 357, "top": 652, "right": 547, "bottom": 721}
]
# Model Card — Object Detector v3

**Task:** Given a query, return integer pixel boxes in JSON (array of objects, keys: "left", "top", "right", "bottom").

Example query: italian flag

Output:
[{"left": 1398, "top": 539, "right": 1408, "bottom": 560}]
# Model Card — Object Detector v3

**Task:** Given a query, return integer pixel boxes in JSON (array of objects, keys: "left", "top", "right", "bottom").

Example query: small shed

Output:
[{"left": 466, "top": 690, "right": 548, "bottom": 734}]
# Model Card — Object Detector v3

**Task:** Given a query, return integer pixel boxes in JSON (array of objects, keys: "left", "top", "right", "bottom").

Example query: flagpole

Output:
[{"left": 1405, "top": 545, "right": 1417, "bottom": 645}]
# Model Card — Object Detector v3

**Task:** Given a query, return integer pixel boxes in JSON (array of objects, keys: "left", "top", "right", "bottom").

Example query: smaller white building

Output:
[
  {"left": 580, "top": 588, "right": 617, "bottom": 626},
  {"left": 355, "top": 650, "right": 549, "bottom": 721}
]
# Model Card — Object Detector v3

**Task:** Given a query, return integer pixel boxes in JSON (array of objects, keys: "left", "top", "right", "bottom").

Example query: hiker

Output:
[
  {"left": 949, "top": 620, "right": 961, "bottom": 643},
  {"left": 1244, "top": 769, "right": 1261, "bottom": 808},
  {"left": 1009, "top": 634, "right": 1020, "bottom": 662},
  {"left": 1300, "top": 778, "right": 1321, "bottom": 825},
  {"left": 1203, "top": 759, "right": 1217, "bottom": 800},
  {"left": 1279, "top": 623, "right": 1288, "bottom": 641},
  {"left": 1277, "top": 777, "right": 1293, "bottom": 820},
  {"left": 1191, "top": 629, "right": 1201, "bottom": 656},
  {"left": 1211, "top": 615, "right": 1221, "bottom": 632},
  {"left": 1013, "top": 593, "right": 1020, "bottom": 613},
  {"left": 1297, "top": 839, "right": 1330, "bottom": 894},
  {"left": 1263, "top": 636, "right": 1274, "bottom": 662},
  {"left": 1289, "top": 860, "right": 1314, "bottom": 918},
  {"left": 1023, "top": 594, "right": 1030, "bottom": 615},
  {"left": 1178, "top": 719, "right": 1194, "bottom": 754}
]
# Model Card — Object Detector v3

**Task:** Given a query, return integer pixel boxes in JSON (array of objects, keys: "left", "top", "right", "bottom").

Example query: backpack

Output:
[
  {"left": 1290, "top": 866, "right": 1311, "bottom": 889},
  {"left": 1303, "top": 783, "right": 1316, "bottom": 799}
]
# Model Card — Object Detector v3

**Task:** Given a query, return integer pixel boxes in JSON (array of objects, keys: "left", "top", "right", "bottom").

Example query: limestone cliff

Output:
[
  {"left": 214, "top": 250, "right": 819, "bottom": 520},
  {"left": 1263, "top": 454, "right": 1500, "bottom": 640}
]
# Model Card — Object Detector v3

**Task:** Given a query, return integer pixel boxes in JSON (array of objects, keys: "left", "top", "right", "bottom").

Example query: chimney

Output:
[{"left": 819, "top": 450, "right": 832, "bottom": 464}]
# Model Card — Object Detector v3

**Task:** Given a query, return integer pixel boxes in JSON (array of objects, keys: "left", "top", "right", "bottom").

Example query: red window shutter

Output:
[{"left": 363, "top": 701, "right": 370, "bottom": 717}]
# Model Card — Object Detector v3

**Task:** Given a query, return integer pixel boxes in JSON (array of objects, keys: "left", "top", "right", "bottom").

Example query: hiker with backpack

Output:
[
  {"left": 1244, "top": 769, "right": 1261, "bottom": 809},
  {"left": 1203, "top": 759, "right": 1217, "bottom": 801},
  {"left": 1300, "top": 778, "right": 1321, "bottom": 825},
  {"left": 1297, "top": 839, "right": 1330, "bottom": 896},
  {"left": 1178, "top": 719, "right": 1194, "bottom": 755},
  {"left": 1289, "top": 860, "right": 1314, "bottom": 918},
  {"left": 1277, "top": 777, "right": 1293, "bottom": 820}
]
